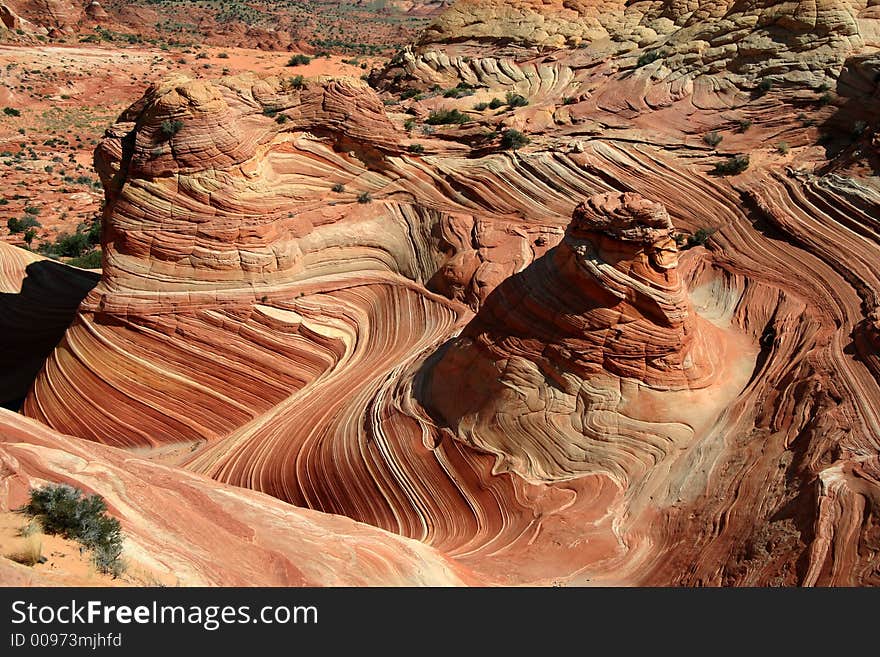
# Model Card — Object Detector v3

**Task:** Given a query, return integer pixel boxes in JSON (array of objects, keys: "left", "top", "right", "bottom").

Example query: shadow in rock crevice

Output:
[{"left": 0, "top": 260, "right": 100, "bottom": 409}]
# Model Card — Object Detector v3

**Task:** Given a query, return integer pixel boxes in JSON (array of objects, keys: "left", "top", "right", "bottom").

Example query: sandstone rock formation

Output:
[
  {"left": 0, "top": 408, "right": 476, "bottom": 586},
  {"left": 3, "top": 0, "right": 880, "bottom": 586}
]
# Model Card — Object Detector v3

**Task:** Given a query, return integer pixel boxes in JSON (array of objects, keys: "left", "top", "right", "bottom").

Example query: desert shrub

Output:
[
  {"left": 685, "top": 228, "right": 715, "bottom": 248},
  {"left": 23, "top": 227, "right": 37, "bottom": 245},
  {"left": 195, "top": 52, "right": 208, "bottom": 59},
  {"left": 852, "top": 120, "right": 868, "bottom": 138},
  {"left": 159, "top": 119, "right": 183, "bottom": 138},
  {"left": 7, "top": 215, "right": 39, "bottom": 234},
  {"left": 737, "top": 119, "right": 753, "bottom": 132},
  {"left": 703, "top": 131, "right": 723, "bottom": 147},
  {"left": 20, "top": 484, "right": 124, "bottom": 576},
  {"left": 332, "top": 183, "right": 345, "bottom": 193},
  {"left": 287, "top": 54, "right": 311, "bottom": 67},
  {"left": 488, "top": 97, "right": 504, "bottom": 110},
  {"left": 755, "top": 78, "right": 772, "bottom": 96},
  {"left": 426, "top": 108, "right": 470, "bottom": 125},
  {"left": 283, "top": 75, "right": 306, "bottom": 90},
  {"left": 562, "top": 96, "right": 577, "bottom": 105},
  {"left": 357, "top": 191, "right": 373, "bottom": 203},
  {"left": 505, "top": 92, "right": 529, "bottom": 108},
  {"left": 403, "top": 118, "right": 416, "bottom": 131},
  {"left": 713, "top": 154, "right": 750, "bottom": 175},
  {"left": 3, "top": 107, "right": 21, "bottom": 117},
  {"left": 777, "top": 141, "right": 790, "bottom": 154},
  {"left": 7, "top": 534, "right": 42, "bottom": 566},
  {"left": 217, "top": 52, "right": 229, "bottom": 59},
  {"left": 473, "top": 102, "right": 489, "bottom": 111},
  {"left": 24, "top": 205, "right": 40, "bottom": 215},
  {"left": 443, "top": 83, "right": 474, "bottom": 99},
  {"left": 500, "top": 129, "right": 529, "bottom": 151},
  {"left": 636, "top": 50, "right": 665, "bottom": 68},
  {"left": 408, "top": 143, "right": 425, "bottom": 153},
  {"left": 262, "top": 107, "right": 278, "bottom": 117},
  {"left": 818, "top": 92, "right": 833, "bottom": 106},
  {"left": 54, "top": 231, "right": 90, "bottom": 257},
  {"left": 66, "top": 249, "right": 102, "bottom": 269},
  {"left": 400, "top": 88, "right": 420, "bottom": 100},
  {"left": 275, "top": 113, "right": 288, "bottom": 124}
]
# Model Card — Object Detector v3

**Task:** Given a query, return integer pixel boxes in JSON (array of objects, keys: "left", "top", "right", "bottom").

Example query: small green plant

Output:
[
  {"left": 217, "top": 52, "right": 229, "bottom": 59},
  {"left": 685, "top": 228, "right": 715, "bottom": 249},
  {"left": 357, "top": 191, "right": 373, "bottom": 203},
  {"left": 23, "top": 227, "right": 37, "bottom": 245},
  {"left": 443, "top": 83, "right": 474, "bottom": 99},
  {"left": 400, "top": 88, "right": 420, "bottom": 100},
  {"left": 737, "top": 119, "right": 753, "bottom": 132},
  {"left": 473, "top": 102, "right": 489, "bottom": 111},
  {"left": 703, "top": 131, "right": 723, "bottom": 147},
  {"left": 505, "top": 92, "right": 529, "bottom": 108},
  {"left": 425, "top": 108, "right": 470, "bottom": 125},
  {"left": 776, "top": 141, "right": 790, "bottom": 155},
  {"left": 488, "top": 97, "right": 504, "bottom": 110},
  {"left": 408, "top": 143, "right": 425, "bottom": 153},
  {"left": 3, "top": 107, "right": 21, "bottom": 117},
  {"left": 275, "top": 113, "right": 288, "bottom": 124},
  {"left": 636, "top": 50, "right": 666, "bottom": 68},
  {"left": 283, "top": 75, "right": 306, "bottom": 90},
  {"left": 755, "top": 78, "right": 773, "bottom": 96},
  {"left": 816, "top": 81, "right": 831, "bottom": 92},
  {"left": 713, "top": 154, "right": 750, "bottom": 175},
  {"left": 159, "top": 119, "right": 183, "bottom": 139},
  {"left": 7, "top": 215, "right": 40, "bottom": 234},
  {"left": 19, "top": 484, "right": 124, "bottom": 576},
  {"left": 287, "top": 54, "right": 312, "bottom": 67},
  {"left": 403, "top": 118, "right": 416, "bottom": 131},
  {"left": 818, "top": 92, "right": 833, "bottom": 106},
  {"left": 67, "top": 249, "right": 102, "bottom": 269},
  {"left": 500, "top": 129, "right": 529, "bottom": 151},
  {"left": 332, "top": 183, "right": 345, "bottom": 193},
  {"left": 562, "top": 96, "right": 577, "bottom": 105}
]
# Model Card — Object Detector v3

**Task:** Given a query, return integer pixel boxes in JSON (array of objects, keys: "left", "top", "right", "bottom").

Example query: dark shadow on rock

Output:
[{"left": 0, "top": 260, "right": 100, "bottom": 407}]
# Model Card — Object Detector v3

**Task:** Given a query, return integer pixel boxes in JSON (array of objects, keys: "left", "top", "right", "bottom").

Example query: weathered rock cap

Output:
[{"left": 569, "top": 192, "right": 673, "bottom": 245}]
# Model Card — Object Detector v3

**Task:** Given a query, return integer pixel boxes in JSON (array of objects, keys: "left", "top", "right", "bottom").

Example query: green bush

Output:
[
  {"left": 7, "top": 215, "right": 39, "bottom": 234},
  {"left": 703, "top": 131, "right": 723, "bottom": 147},
  {"left": 67, "top": 249, "right": 102, "bottom": 269},
  {"left": 755, "top": 78, "right": 772, "bottom": 96},
  {"left": 408, "top": 143, "right": 425, "bottom": 153},
  {"left": 500, "top": 129, "right": 529, "bottom": 151},
  {"left": 505, "top": 92, "right": 529, "bottom": 108},
  {"left": 54, "top": 230, "right": 91, "bottom": 257},
  {"left": 443, "top": 83, "right": 474, "bottom": 99},
  {"left": 3, "top": 107, "right": 21, "bottom": 117},
  {"left": 685, "top": 228, "right": 715, "bottom": 248},
  {"left": 332, "top": 183, "right": 345, "bottom": 193},
  {"left": 426, "top": 109, "right": 470, "bottom": 125},
  {"left": 488, "top": 97, "right": 504, "bottom": 110},
  {"left": 473, "top": 102, "right": 489, "bottom": 111},
  {"left": 287, "top": 54, "right": 312, "bottom": 67},
  {"left": 20, "top": 484, "right": 124, "bottom": 576},
  {"left": 776, "top": 142, "right": 790, "bottom": 154},
  {"left": 357, "top": 191, "right": 373, "bottom": 203},
  {"left": 217, "top": 52, "right": 229, "bottom": 59},
  {"left": 160, "top": 119, "right": 183, "bottom": 139},
  {"left": 737, "top": 119, "right": 753, "bottom": 132},
  {"left": 283, "top": 75, "right": 306, "bottom": 90},
  {"left": 713, "top": 154, "right": 750, "bottom": 175},
  {"left": 636, "top": 50, "right": 666, "bottom": 68}
]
